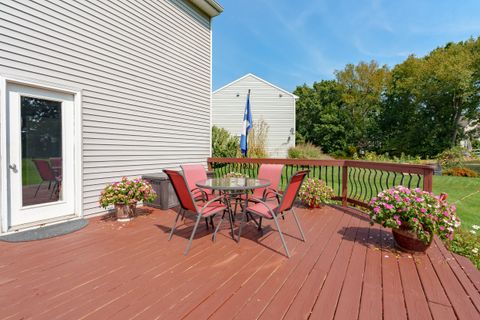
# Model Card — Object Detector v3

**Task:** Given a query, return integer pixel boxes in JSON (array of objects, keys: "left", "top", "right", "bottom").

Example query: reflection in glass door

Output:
[{"left": 21, "top": 97, "right": 63, "bottom": 206}]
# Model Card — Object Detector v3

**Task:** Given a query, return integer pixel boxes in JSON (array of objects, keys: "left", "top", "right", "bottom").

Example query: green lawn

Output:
[
  {"left": 22, "top": 159, "right": 42, "bottom": 185},
  {"left": 433, "top": 175, "right": 480, "bottom": 230}
]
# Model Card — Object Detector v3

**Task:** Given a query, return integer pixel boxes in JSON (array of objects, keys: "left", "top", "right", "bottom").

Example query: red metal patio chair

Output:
[
  {"left": 181, "top": 164, "right": 217, "bottom": 229},
  {"left": 237, "top": 170, "right": 309, "bottom": 258},
  {"left": 32, "top": 159, "right": 61, "bottom": 199},
  {"left": 181, "top": 164, "right": 215, "bottom": 202},
  {"left": 164, "top": 169, "right": 228, "bottom": 255},
  {"left": 234, "top": 163, "right": 284, "bottom": 215}
]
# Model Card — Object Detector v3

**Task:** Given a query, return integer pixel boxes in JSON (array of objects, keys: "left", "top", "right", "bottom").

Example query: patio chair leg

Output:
[
  {"left": 237, "top": 210, "right": 247, "bottom": 243},
  {"left": 169, "top": 209, "right": 182, "bottom": 241},
  {"left": 210, "top": 216, "right": 215, "bottom": 229},
  {"left": 181, "top": 210, "right": 186, "bottom": 220},
  {"left": 291, "top": 208, "right": 306, "bottom": 241},
  {"left": 258, "top": 217, "right": 262, "bottom": 231},
  {"left": 272, "top": 214, "right": 291, "bottom": 258},
  {"left": 213, "top": 210, "right": 226, "bottom": 242},
  {"left": 34, "top": 181, "right": 43, "bottom": 197},
  {"left": 234, "top": 198, "right": 239, "bottom": 214},
  {"left": 184, "top": 213, "right": 202, "bottom": 256},
  {"left": 205, "top": 218, "right": 209, "bottom": 230}
]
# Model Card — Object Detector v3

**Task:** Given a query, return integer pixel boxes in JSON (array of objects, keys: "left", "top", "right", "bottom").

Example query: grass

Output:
[
  {"left": 22, "top": 159, "right": 42, "bottom": 185},
  {"left": 433, "top": 175, "right": 480, "bottom": 230}
]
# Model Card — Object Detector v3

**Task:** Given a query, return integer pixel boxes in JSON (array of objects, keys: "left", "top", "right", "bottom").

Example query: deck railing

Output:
[{"left": 207, "top": 157, "right": 434, "bottom": 209}]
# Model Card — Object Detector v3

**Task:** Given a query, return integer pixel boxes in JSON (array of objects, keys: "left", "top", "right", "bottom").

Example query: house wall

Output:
[
  {"left": 0, "top": 0, "right": 212, "bottom": 216},
  {"left": 212, "top": 75, "right": 296, "bottom": 158}
]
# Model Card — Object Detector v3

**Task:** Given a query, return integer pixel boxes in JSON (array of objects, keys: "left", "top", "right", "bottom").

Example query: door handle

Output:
[{"left": 9, "top": 164, "right": 18, "bottom": 173}]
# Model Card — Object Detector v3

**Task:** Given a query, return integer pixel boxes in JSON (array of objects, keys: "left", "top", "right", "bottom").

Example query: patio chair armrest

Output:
[
  {"left": 246, "top": 198, "right": 276, "bottom": 218},
  {"left": 199, "top": 195, "right": 226, "bottom": 215},
  {"left": 263, "top": 187, "right": 281, "bottom": 198},
  {"left": 191, "top": 187, "right": 208, "bottom": 201}
]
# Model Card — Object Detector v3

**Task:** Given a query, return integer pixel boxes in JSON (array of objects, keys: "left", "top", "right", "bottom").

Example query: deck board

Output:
[{"left": 0, "top": 205, "right": 479, "bottom": 319}]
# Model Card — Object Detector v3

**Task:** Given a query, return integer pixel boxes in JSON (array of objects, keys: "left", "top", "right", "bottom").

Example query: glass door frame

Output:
[{"left": 0, "top": 76, "right": 83, "bottom": 233}]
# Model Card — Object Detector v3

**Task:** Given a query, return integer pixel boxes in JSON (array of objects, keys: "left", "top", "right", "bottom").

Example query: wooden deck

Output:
[{"left": 0, "top": 205, "right": 479, "bottom": 319}]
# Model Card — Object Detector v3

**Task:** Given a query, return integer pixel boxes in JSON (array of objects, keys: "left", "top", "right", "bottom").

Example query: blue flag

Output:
[{"left": 240, "top": 90, "right": 252, "bottom": 156}]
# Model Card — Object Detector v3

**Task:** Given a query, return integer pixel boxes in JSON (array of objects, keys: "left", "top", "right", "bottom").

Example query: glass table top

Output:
[{"left": 195, "top": 178, "right": 271, "bottom": 191}]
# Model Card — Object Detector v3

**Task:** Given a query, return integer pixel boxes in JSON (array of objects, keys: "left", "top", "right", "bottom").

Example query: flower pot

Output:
[
  {"left": 392, "top": 227, "right": 432, "bottom": 253},
  {"left": 115, "top": 204, "right": 135, "bottom": 222}
]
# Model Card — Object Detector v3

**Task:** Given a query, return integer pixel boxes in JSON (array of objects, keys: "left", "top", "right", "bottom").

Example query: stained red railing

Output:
[{"left": 207, "top": 157, "right": 434, "bottom": 209}]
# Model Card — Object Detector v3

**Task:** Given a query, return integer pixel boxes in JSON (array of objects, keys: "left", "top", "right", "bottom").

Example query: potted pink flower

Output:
[
  {"left": 369, "top": 186, "right": 460, "bottom": 252},
  {"left": 298, "top": 178, "right": 335, "bottom": 208},
  {"left": 99, "top": 177, "right": 157, "bottom": 222}
]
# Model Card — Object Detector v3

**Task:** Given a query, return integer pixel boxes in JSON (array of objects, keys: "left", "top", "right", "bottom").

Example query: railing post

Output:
[
  {"left": 423, "top": 167, "right": 433, "bottom": 192},
  {"left": 207, "top": 158, "right": 212, "bottom": 171},
  {"left": 342, "top": 164, "right": 348, "bottom": 207}
]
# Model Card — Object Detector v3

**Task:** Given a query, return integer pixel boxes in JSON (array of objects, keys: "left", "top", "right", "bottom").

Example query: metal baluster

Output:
[{"left": 337, "top": 166, "right": 341, "bottom": 196}]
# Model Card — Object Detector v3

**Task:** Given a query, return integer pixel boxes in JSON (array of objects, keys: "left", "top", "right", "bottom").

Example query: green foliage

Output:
[
  {"left": 352, "top": 151, "right": 422, "bottom": 164},
  {"left": 443, "top": 167, "right": 478, "bottom": 178},
  {"left": 247, "top": 119, "right": 269, "bottom": 158},
  {"left": 298, "top": 178, "right": 335, "bottom": 208},
  {"left": 446, "top": 226, "right": 480, "bottom": 269},
  {"left": 379, "top": 39, "right": 480, "bottom": 157},
  {"left": 212, "top": 126, "right": 239, "bottom": 158},
  {"left": 437, "top": 146, "right": 466, "bottom": 169},
  {"left": 294, "top": 37, "right": 480, "bottom": 158},
  {"left": 287, "top": 143, "right": 329, "bottom": 159},
  {"left": 294, "top": 80, "right": 348, "bottom": 154}
]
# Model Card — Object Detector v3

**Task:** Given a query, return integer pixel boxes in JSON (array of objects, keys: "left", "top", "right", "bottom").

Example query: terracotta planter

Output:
[
  {"left": 115, "top": 204, "right": 136, "bottom": 222},
  {"left": 392, "top": 227, "right": 432, "bottom": 253}
]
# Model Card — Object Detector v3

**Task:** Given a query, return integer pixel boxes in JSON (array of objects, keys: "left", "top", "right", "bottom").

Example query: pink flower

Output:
[
  {"left": 373, "top": 207, "right": 380, "bottom": 214},
  {"left": 420, "top": 208, "right": 427, "bottom": 213}
]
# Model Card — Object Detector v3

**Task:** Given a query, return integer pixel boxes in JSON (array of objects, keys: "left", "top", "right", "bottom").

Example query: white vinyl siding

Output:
[
  {"left": 0, "top": 0, "right": 212, "bottom": 216},
  {"left": 213, "top": 74, "right": 296, "bottom": 158}
]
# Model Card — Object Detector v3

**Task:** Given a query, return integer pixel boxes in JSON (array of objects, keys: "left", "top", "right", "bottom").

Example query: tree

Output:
[
  {"left": 379, "top": 39, "right": 480, "bottom": 157},
  {"left": 334, "top": 61, "right": 390, "bottom": 150},
  {"left": 294, "top": 80, "right": 347, "bottom": 154}
]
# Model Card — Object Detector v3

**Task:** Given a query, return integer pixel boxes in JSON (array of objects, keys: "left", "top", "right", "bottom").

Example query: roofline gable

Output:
[{"left": 213, "top": 73, "right": 299, "bottom": 99}]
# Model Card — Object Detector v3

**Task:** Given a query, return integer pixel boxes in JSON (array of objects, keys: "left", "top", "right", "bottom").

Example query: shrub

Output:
[
  {"left": 212, "top": 126, "right": 239, "bottom": 158},
  {"left": 442, "top": 166, "right": 478, "bottom": 177},
  {"left": 100, "top": 177, "right": 156, "bottom": 208},
  {"left": 288, "top": 143, "right": 329, "bottom": 159},
  {"left": 437, "top": 146, "right": 467, "bottom": 169},
  {"left": 298, "top": 178, "right": 335, "bottom": 208},
  {"left": 369, "top": 186, "right": 460, "bottom": 243},
  {"left": 354, "top": 151, "right": 422, "bottom": 164},
  {"left": 247, "top": 119, "right": 269, "bottom": 158},
  {"left": 446, "top": 225, "right": 480, "bottom": 269}
]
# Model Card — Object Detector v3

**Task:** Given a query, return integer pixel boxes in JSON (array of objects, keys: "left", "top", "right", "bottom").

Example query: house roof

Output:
[
  {"left": 213, "top": 73, "right": 299, "bottom": 99},
  {"left": 189, "top": 0, "right": 223, "bottom": 17}
]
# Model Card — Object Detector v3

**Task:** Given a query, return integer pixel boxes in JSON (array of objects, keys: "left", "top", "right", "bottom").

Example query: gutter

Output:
[{"left": 189, "top": 0, "right": 223, "bottom": 17}]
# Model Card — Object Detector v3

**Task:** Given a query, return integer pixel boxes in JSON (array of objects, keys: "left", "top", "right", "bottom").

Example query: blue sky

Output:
[{"left": 212, "top": 0, "right": 480, "bottom": 92}]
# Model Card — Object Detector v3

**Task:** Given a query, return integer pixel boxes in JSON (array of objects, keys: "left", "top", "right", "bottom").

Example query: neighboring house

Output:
[
  {"left": 212, "top": 74, "right": 297, "bottom": 157},
  {"left": 0, "top": 0, "right": 222, "bottom": 233}
]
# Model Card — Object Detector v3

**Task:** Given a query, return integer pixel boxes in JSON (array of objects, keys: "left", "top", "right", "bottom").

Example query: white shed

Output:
[
  {"left": 0, "top": 0, "right": 222, "bottom": 233},
  {"left": 212, "top": 74, "right": 297, "bottom": 157}
]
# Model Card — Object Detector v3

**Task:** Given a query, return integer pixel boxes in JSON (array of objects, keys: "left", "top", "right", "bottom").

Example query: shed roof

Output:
[{"left": 214, "top": 73, "right": 299, "bottom": 99}]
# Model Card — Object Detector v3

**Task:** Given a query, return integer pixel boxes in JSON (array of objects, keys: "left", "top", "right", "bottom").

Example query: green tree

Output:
[
  {"left": 334, "top": 60, "right": 390, "bottom": 150},
  {"left": 294, "top": 80, "right": 347, "bottom": 154},
  {"left": 380, "top": 39, "right": 480, "bottom": 157}
]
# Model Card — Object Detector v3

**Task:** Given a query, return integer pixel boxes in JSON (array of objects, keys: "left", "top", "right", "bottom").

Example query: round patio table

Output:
[{"left": 196, "top": 177, "right": 271, "bottom": 241}]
